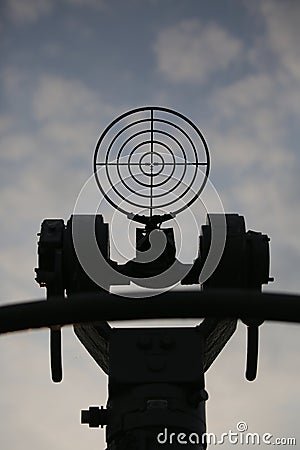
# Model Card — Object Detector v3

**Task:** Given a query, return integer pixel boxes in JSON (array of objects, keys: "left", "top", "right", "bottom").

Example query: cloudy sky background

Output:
[{"left": 1, "top": 0, "right": 300, "bottom": 449}]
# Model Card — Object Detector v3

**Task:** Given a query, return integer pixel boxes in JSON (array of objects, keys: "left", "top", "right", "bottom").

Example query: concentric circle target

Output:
[{"left": 93, "top": 107, "right": 210, "bottom": 218}]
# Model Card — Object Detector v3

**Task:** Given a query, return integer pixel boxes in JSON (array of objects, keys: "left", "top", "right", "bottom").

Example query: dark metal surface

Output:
[
  {"left": 1, "top": 290, "right": 300, "bottom": 335},
  {"left": 101, "top": 327, "right": 207, "bottom": 449},
  {"left": 74, "top": 322, "right": 111, "bottom": 374}
]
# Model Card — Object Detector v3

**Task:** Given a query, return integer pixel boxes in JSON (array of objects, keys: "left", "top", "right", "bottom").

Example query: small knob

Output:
[
  {"left": 187, "top": 389, "right": 209, "bottom": 407},
  {"left": 81, "top": 406, "right": 109, "bottom": 428}
]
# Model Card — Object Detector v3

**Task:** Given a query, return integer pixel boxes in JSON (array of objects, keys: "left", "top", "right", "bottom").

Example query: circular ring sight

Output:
[{"left": 93, "top": 107, "right": 210, "bottom": 221}]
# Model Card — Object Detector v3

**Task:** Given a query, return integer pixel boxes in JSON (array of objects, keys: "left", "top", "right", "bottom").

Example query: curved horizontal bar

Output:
[{"left": 0, "top": 290, "right": 300, "bottom": 335}]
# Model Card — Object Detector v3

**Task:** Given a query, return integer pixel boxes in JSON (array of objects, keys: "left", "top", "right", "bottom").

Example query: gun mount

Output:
[{"left": 34, "top": 107, "right": 273, "bottom": 450}]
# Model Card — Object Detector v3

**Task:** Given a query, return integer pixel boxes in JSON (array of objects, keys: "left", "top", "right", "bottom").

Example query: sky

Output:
[{"left": 1, "top": 0, "right": 300, "bottom": 449}]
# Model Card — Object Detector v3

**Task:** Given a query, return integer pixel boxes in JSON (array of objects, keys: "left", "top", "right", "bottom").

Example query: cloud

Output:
[
  {"left": 32, "top": 76, "right": 99, "bottom": 122},
  {"left": 206, "top": 322, "right": 300, "bottom": 446},
  {"left": 4, "top": 0, "right": 106, "bottom": 25},
  {"left": 248, "top": 0, "right": 300, "bottom": 80},
  {"left": 153, "top": 19, "right": 243, "bottom": 83},
  {"left": 260, "top": 0, "right": 300, "bottom": 79},
  {"left": 7, "top": 73, "right": 121, "bottom": 182},
  {"left": 0, "top": 329, "right": 108, "bottom": 450},
  {"left": 1, "top": 3, "right": 299, "bottom": 450},
  {"left": 199, "top": 16, "right": 300, "bottom": 291},
  {"left": 0, "top": 71, "right": 120, "bottom": 301},
  {"left": 31, "top": 75, "right": 119, "bottom": 149},
  {"left": 64, "top": 0, "right": 106, "bottom": 6},
  {"left": 1, "top": 66, "right": 30, "bottom": 97},
  {"left": 208, "top": 68, "right": 296, "bottom": 176},
  {"left": 5, "top": 0, "right": 53, "bottom": 24},
  {"left": 0, "top": 114, "right": 13, "bottom": 135},
  {"left": 209, "top": 72, "right": 298, "bottom": 164}
]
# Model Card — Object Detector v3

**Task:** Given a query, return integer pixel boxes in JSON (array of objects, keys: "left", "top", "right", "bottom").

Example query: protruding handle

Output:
[
  {"left": 245, "top": 325, "right": 259, "bottom": 381},
  {"left": 243, "top": 318, "right": 264, "bottom": 382},
  {"left": 50, "top": 326, "right": 63, "bottom": 383}
]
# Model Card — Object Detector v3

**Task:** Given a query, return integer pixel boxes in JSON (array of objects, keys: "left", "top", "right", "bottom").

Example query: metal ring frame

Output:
[{"left": 93, "top": 107, "right": 210, "bottom": 218}]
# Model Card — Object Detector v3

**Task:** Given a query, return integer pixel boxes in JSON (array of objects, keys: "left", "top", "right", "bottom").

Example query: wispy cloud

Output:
[
  {"left": 5, "top": 0, "right": 53, "bottom": 24},
  {"left": 4, "top": 0, "right": 107, "bottom": 24},
  {"left": 0, "top": 70, "right": 119, "bottom": 301},
  {"left": 153, "top": 19, "right": 243, "bottom": 83},
  {"left": 251, "top": 0, "right": 300, "bottom": 81}
]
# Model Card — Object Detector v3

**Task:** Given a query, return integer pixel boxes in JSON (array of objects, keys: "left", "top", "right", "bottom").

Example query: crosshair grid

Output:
[{"left": 93, "top": 107, "right": 210, "bottom": 218}]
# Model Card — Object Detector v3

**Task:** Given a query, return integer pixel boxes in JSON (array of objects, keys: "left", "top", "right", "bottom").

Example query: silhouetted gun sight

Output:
[{"left": 35, "top": 107, "right": 273, "bottom": 450}]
